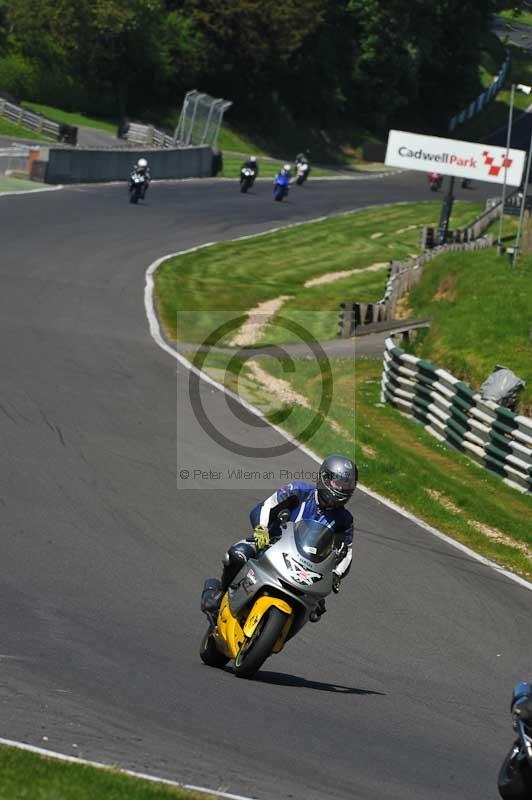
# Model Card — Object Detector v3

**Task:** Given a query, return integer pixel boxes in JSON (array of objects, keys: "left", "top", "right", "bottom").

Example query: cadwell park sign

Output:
[{"left": 385, "top": 130, "right": 526, "bottom": 186}]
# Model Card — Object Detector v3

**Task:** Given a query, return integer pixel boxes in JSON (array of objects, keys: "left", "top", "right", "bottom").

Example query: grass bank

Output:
[
  {"left": 0, "top": 744, "right": 213, "bottom": 800},
  {"left": 155, "top": 201, "right": 483, "bottom": 346},
  {"left": 21, "top": 101, "right": 117, "bottom": 133},
  {"left": 402, "top": 245, "right": 532, "bottom": 413},
  {"left": 192, "top": 350, "right": 532, "bottom": 579},
  {"left": 0, "top": 116, "right": 51, "bottom": 140}
]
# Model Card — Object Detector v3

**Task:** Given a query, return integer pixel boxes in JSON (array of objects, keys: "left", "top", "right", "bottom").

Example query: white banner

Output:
[{"left": 385, "top": 129, "right": 526, "bottom": 186}]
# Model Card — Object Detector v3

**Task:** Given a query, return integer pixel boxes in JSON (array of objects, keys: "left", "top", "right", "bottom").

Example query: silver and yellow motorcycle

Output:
[{"left": 200, "top": 518, "right": 339, "bottom": 679}]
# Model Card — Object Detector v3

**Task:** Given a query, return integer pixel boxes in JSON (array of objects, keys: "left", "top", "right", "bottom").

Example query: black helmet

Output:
[{"left": 317, "top": 454, "right": 358, "bottom": 509}]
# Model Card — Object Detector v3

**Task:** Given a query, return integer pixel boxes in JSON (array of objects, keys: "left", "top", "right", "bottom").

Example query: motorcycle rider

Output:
[
  {"left": 276, "top": 163, "right": 292, "bottom": 180},
  {"left": 427, "top": 171, "right": 442, "bottom": 190},
  {"left": 295, "top": 152, "right": 309, "bottom": 167},
  {"left": 130, "top": 157, "right": 151, "bottom": 196},
  {"left": 241, "top": 155, "right": 259, "bottom": 181},
  {"left": 202, "top": 455, "right": 358, "bottom": 622}
]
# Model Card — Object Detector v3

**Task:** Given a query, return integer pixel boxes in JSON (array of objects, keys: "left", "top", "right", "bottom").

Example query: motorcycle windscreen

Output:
[{"left": 293, "top": 519, "right": 334, "bottom": 563}]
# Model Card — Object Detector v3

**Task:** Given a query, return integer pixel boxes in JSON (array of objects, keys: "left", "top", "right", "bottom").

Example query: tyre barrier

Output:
[{"left": 381, "top": 337, "right": 532, "bottom": 494}]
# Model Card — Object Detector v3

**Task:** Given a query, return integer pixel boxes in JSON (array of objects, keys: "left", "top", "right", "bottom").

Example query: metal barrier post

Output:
[
  {"left": 497, "top": 83, "right": 515, "bottom": 255},
  {"left": 512, "top": 127, "right": 532, "bottom": 266}
]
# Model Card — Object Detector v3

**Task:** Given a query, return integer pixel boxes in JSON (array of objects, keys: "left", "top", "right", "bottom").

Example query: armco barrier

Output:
[
  {"left": 449, "top": 50, "right": 510, "bottom": 132},
  {"left": 381, "top": 337, "right": 532, "bottom": 494},
  {"left": 43, "top": 145, "right": 213, "bottom": 183}
]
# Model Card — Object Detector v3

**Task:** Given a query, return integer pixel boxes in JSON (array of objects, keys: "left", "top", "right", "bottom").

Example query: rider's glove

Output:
[
  {"left": 332, "top": 572, "right": 341, "bottom": 594},
  {"left": 253, "top": 525, "right": 270, "bottom": 550}
]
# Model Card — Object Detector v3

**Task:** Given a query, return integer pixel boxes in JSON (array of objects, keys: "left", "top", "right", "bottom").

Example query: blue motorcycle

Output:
[
  {"left": 273, "top": 171, "right": 290, "bottom": 202},
  {"left": 498, "top": 682, "right": 532, "bottom": 799}
]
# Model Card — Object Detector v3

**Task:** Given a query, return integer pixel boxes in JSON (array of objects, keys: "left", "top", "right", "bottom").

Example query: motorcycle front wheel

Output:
[
  {"left": 199, "top": 627, "right": 230, "bottom": 668},
  {"left": 240, "top": 181, "right": 249, "bottom": 193},
  {"left": 234, "top": 607, "right": 287, "bottom": 679},
  {"left": 498, "top": 745, "right": 532, "bottom": 799}
]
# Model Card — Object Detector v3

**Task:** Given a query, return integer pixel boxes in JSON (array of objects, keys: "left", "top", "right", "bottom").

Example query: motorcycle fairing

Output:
[{"left": 215, "top": 592, "right": 293, "bottom": 659}]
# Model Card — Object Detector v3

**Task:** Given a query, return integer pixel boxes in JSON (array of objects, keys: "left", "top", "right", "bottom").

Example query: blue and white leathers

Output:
[{"left": 250, "top": 481, "right": 354, "bottom": 577}]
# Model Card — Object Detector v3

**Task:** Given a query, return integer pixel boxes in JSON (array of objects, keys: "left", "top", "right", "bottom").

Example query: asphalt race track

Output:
[{"left": 1, "top": 173, "right": 531, "bottom": 800}]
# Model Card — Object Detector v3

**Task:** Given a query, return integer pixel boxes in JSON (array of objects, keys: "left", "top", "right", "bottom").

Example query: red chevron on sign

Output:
[{"left": 482, "top": 150, "right": 513, "bottom": 177}]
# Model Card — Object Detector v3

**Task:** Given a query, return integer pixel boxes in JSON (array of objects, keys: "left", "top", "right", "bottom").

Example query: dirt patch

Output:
[
  {"left": 427, "top": 490, "right": 532, "bottom": 560},
  {"left": 469, "top": 520, "right": 532, "bottom": 560},
  {"left": 395, "top": 225, "right": 419, "bottom": 234},
  {"left": 229, "top": 296, "right": 293, "bottom": 346},
  {"left": 370, "top": 232, "right": 384, "bottom": 239},
  {"left": 304, "top": 262, "right": 388, "bottom": 288},
  {"left": 360, "top": 443, "right": 377, "bottom": 458},
  {"left": 394, "top": 294, "right": 414, "bottom": 320},
  {"left": 247, "top": 361, "right": 311, "bottom": 409},
  {"left": 426, "top": 489, "right": 460, "bottom": 514},
  {"left": 433, "top": 274, "right": 458, "bottom": 302}
]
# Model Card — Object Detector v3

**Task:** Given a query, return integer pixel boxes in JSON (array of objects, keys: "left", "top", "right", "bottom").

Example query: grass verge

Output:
[
  {"left": 402, "top": 243, "right": 532, "bottom": 413},
  {"left": 0, "top": 176, "right": 43, "bottom": 193},
  {"left": 21, "top": 101, "right": 117, "bottom": 133},
  {"left": 0, "top": 744, "right": 214, "bottom": 800},
  {"left": 155, "top": 200, "right": 483, "bottom": 345},
  {"left": 219, "top": 154, "right": 340, "bottom": 179},
  {"left": 192, "top": 349, "right": 532, "bottom": 580}
]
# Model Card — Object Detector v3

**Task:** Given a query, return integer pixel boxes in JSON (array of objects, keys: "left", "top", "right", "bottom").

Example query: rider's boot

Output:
[
  {"left": 309, "top": 598, "right": 327, "bottom": 623},
  {"left": 201, "top": 578, "right": 223, "bottom": 623}
]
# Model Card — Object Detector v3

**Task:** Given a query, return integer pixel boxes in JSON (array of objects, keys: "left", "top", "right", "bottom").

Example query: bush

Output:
[{"left": 0, "top": 53, "right": 38, "bottom": 100}]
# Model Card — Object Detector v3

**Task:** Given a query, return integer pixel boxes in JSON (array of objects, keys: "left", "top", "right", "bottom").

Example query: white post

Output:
[
  {"left": 512, "top": 127, "right": 532, "bottom": 266},
  {"left": 497, "top": 83, "right": 515, "bottom": 255}
]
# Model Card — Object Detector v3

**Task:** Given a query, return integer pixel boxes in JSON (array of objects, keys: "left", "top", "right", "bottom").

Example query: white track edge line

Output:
[
  {"left": 0, "top": 184, "right": 63, "bottom": 198},
  {"left": 145, "top": 211, "right": 532, "bottom": 595},
  {"left": 0, "top": 738, "right": 258, "bottom": 800}
]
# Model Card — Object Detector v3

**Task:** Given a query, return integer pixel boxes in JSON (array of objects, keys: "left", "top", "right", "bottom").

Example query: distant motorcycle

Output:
[
  {"left": 428, "top": 173, "right": 443, "bottom": 192},
  {"left": 498, "top": 682, "right": 532, "bottom": 799},
  {"left": 273, "top": 172, "right": 290, "bottom": 202},
  {"left": 295, "top": 161, "right": 310, "bottom": 186},
  {"left": 240, "top": 167, "right": 255, "bottom": 193},
  {"left": 129, "top": 171, "right": 146, "bottom": 204}
]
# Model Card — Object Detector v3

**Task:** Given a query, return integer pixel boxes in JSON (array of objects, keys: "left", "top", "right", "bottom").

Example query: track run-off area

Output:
[{"left": 1, "top": 173, "right": 531, "bottom": 800}]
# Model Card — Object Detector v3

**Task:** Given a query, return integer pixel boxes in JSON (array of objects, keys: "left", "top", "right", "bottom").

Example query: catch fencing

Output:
[
  {"left": 449, "top": 50, "right": 510, "bottom": 132},
  {"left": 174, "top": 91, "right": 232, "bottom": 148},
  {"left": 0, "top": 98, "right": 61, "bottom": 140},
  {"left": 381, "top": 337, "right": 532, "bottom": 494}
]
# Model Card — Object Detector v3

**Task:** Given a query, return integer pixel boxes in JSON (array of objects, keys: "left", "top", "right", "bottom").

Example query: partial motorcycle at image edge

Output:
[
  {"left": 498, "top": 682, "right": 532, "bottom": 799},
  {"left": 240, "top": 166, "right": 255, "bottom": 193},
  {"left": 273, "top": 172, "right": 290, "bottom": 202},
  {"left": 128, "top": 171, "right": 146, "bottom": 204},
  {"left": 200, "top": 519, "right": 340, "bottom": 679}
]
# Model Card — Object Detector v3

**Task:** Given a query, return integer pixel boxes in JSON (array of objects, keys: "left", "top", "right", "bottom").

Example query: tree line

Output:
[{"left": 0, "top": 0, "right": 525, "bottom": 135}]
